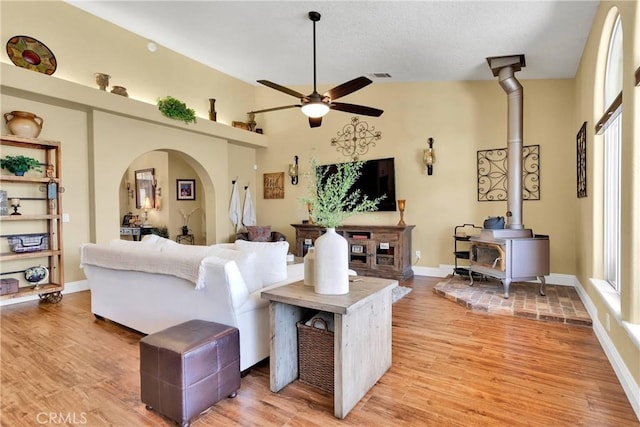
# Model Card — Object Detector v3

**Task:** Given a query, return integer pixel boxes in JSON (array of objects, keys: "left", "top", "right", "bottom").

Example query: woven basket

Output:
[
  {"left": 297, "top": 317, "right": 334, "bottom": 394},
  {"left": 7, "top": 234, "right": 49, "bottom": 253}
]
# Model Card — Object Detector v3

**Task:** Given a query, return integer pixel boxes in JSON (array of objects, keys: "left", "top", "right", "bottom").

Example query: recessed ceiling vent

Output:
[{"left": 370, "top": 73, "right": 392, "bottom": 78}]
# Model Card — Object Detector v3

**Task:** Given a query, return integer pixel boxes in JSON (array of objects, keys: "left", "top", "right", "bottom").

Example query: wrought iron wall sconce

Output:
[
  {"left": 155, "top": 186, "right": 162, "bottom": 210},
  {"left": 288, "top": 155, "right": 299, "bottom": 185},
  {"left": 126, "top": 181, "right": 134, "bottom": 199},
  {"left": 423, "top": 137, "right": 436, "bottom": 175}
]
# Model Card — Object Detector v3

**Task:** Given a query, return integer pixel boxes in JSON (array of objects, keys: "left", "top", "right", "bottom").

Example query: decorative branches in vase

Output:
[
  {"left": 301, "top": 159, "right": 384, "bottom": 294},
  {"left": 179, "top": 207, "right": 200, "bottom": 235}
]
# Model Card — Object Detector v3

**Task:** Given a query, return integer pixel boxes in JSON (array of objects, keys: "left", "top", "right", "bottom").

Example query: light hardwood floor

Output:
[{"left": 1, "top": 276, "right": 638, "bottom": 426}]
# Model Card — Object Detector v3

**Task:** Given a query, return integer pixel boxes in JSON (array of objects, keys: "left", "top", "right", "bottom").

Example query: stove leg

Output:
[
  {"left": 469, "top": 270, "right": 475, "bottom": 286},
  {"left": 502, "top": 278, "right": 511, "bottom": 299},
  {"left": 538, "top": 276, "right": 546, "bottom": 296}
]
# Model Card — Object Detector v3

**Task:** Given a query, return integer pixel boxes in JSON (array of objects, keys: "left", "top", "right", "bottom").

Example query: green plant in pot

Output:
[
  {"left": 301, "top": 159, "right": 385, "bottom": 295},
  {"left": 157, "top": 96, "right": 197, "bottom": 124},
  {"left": 1, "top": 155, "right": 42, "bottom": 176},
  {"left": 150, "top": 226, "right": 169, "bottom": 239}
]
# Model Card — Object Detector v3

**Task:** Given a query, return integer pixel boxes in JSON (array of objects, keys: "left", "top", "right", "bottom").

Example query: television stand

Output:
[{"left": 291, "top": 224, "right": 415, "bottom": 281}]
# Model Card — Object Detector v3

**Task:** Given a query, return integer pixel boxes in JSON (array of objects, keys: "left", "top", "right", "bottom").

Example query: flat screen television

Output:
[{"left": 319, "top": 157, "right": 397, "bottom": 211}]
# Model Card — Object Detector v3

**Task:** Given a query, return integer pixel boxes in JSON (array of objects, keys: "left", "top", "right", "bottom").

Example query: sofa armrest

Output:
[{"left": 200, "top": 256, "right": 250, "bottom": 310}]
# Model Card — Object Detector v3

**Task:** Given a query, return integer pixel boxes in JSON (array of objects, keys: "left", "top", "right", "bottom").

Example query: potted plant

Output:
[
  {"left": 1, "top": 155, "right": 42, "bottom": 176},
  {"left": 301, "top": 159, "right": 384, "bottom": 295},
  {"left": 157, "top": 96, "right": 197, "bottom": 124},
  {"left": 150, "top": 226, "right": 169, "bottom": 239}
]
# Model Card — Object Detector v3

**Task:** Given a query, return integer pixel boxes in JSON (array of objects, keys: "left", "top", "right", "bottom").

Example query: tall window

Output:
[{"left": 602, "top": 15, "right": 622, "bottom": 291}]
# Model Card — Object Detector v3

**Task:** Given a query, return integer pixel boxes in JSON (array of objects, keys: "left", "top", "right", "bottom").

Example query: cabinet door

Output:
[
  {"left": 293, "top": 226, "right": 324, "bottom": 257},
  {"left": 372, "top": 239, "right": 399, "bottom": 273},
  {"left": 297, "top": 236, "right": 316, "bottom": 257},
  {"left": 348, "top": 239, "right": 373, "bottom": 270}
]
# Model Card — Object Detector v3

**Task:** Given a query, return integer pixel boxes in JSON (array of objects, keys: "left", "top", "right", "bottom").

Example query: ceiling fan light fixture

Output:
[{"left": 301, "top": 102, "right": 330, "bottom": 118}]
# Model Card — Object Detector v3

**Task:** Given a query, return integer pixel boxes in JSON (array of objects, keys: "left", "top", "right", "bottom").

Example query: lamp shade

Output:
[
  {"left": 301, "top": 102, "right": 329, "bottom": 118},
  {"left": 143, "top": 196, "right": 152, "bottom": 210}
]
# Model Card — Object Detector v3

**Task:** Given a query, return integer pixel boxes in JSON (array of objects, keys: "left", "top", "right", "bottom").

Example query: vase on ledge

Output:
[
  {"left": 181, "top": 225, "right": 189, "bottom": 235},
  {"left": 208, "top": 98, "right": 217, "bottom": 121},
  {"left": 314, "top": 227, "right": 349, "bottom": 295}
]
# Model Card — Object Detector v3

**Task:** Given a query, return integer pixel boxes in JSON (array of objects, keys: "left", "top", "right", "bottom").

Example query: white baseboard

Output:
[
  {"left": 576, "top": 279, "right": 640, "bottom": 422},
  {"left": 1, "top": 280, "right": 89, "bottom": 307}
]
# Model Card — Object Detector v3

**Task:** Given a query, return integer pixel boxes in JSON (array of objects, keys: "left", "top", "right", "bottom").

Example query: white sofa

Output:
[{"left": 80, "top": 235, "right": 302, "bottom": 371}]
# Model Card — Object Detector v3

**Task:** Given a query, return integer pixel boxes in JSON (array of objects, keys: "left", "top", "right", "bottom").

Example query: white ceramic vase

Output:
[{"left": 314, "top": 227, "right": 349, "bottom": 295}]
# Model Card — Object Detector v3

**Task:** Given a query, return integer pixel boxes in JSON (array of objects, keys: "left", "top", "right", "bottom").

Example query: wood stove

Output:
[
  {"left": 469, "top": 229, "right": 549, "bottom": 298},
  {"left": 468, "top": 55, "right": 551, "bottom": 298}
]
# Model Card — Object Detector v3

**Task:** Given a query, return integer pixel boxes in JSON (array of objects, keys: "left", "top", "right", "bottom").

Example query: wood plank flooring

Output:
[{"left": 1, "top": 276, "right": 638, "bottom": 426}]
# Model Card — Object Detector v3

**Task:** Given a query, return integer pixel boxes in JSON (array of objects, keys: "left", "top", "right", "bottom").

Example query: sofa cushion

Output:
[
  {"left": 141, "top": 234, "right": 179, "bottom": 250},
  {"left": 246, "top": 225, "right": 271, "bottom": 242},
  {"left": 234, "top": 240, "right": 289, "bottom": 286},
  {"left": 208, "top": 247, "right": 261, "bottom": 294},
  {"left": 160, "top": 242, "right": 217, "bottom": 258},
  {"left": 108, "top": 238, "right": 163, "bottom": 251}
]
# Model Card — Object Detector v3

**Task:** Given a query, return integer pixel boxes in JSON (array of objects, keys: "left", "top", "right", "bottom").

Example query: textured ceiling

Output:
[{"left": 65, "top": 1, "right": 599, "bottom": 86}]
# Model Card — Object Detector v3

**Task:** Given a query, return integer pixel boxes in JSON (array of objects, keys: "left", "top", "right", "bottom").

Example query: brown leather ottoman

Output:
[{"left": 140, "top": 320, "right": 240, "bottom": 427}]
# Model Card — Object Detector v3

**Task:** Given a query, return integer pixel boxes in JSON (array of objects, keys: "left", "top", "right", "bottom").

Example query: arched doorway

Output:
[{"left": 118, "top": 150, "right": 211, "bottom": 245}]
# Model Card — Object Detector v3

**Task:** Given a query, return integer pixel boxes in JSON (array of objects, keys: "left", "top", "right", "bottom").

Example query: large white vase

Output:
[{"left": 314, "top": 227, "right": 349, "bottom": 295}]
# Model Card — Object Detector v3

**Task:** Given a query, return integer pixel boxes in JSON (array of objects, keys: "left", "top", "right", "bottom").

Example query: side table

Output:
[
  {"left": 176, "top": 234, "right": 194, "bottom": 245},
  {"left": 261, "top": 277, "right": 397, "bottom": 418}
]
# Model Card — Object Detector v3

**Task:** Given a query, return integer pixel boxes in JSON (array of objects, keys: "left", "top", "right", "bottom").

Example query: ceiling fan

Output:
[{"left": 249, "top": 11, "right": 383, "bottom": 128}]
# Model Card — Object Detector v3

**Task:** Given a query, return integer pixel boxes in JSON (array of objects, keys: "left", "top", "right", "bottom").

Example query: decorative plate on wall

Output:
[{"left": 6, "top": 35, "right": 57, "bottom": 75}]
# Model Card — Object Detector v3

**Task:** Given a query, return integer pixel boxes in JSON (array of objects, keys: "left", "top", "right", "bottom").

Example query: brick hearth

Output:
[{"left": 434, "top": 275, "right": 591, "bottom": 326}]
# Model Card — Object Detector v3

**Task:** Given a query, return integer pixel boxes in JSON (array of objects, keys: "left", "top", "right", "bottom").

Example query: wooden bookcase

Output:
[
  {"left": 291, "top": 224, "right": 415, "bottom": 281},
  {"left": 0, "top": 135, "right": 64, "bottom": 302}
]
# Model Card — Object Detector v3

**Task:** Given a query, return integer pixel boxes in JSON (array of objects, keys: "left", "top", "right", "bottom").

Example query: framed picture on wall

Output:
[
  {"left": 576, "top": 121, "right": 587, "bottom": 198},
  {"left": 263, "top": 172, "right": 284, "bottom": 199},
  {"left": 177, "top": 179, "right": 196, "bottom": 200}
]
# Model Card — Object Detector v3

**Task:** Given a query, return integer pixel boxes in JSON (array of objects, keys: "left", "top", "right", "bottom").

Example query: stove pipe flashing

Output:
[{"left": 487, "top": 54, "right": 526, "bottom": 230}]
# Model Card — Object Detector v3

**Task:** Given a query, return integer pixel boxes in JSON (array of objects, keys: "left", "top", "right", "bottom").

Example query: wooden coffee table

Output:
[{"left": 261, "top": 277, "right": 397, "bottom": 418}]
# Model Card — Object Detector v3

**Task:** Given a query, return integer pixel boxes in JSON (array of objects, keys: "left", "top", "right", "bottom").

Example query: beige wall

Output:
[
  {"left": 253, "top": 78, "right": 578, "bottom": 273},
  {"left": 0, "top": 1, "right": 255, "bottom": 125},
  {"left": 1, "top": 1, "right": 266, "bottom": 282},
  {"left": 574, "top": 0, "right": 639, "bottom": 394},
  {"left": 0, "top": 0, "right": 580, "bottom": 276}
]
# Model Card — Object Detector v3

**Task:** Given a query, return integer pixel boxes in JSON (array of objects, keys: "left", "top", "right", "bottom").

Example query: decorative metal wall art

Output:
[
  {"left": 576, "top": 122, "right": 587, "bottom": 198},
  {"left": 330, "top": 116, "right": 382, "bottom": 160},
  {"left": 477, "top": 145, "right": 540, "bottom": 201}
]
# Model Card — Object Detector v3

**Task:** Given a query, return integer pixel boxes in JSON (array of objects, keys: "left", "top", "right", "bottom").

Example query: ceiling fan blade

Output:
[
  {"left": 257, "top": 80, "right": 307, "bottom": 99},
  {"left": 249, "top": 105, "right": 301, "bottom": 114},
  {"left": 309, "top": 116, "right": 322, "bottom": 128},
  {"left": 330, "top": 102, "right": 384, "bottom": 117},
  {"left": 323, "top": 76, "right": 373, "bottom": 101}
]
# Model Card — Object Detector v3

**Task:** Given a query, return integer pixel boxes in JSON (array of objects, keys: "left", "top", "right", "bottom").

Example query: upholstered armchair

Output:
[{"left": 236, "top": 225, "right": 286, "bottom": 242}]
